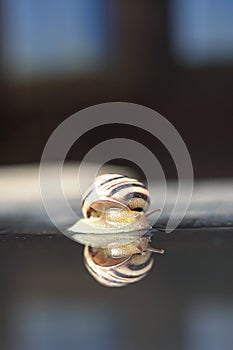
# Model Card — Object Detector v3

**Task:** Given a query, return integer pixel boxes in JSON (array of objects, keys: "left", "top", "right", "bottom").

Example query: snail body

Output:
[
  {"left": 68, "top": 174, "right": 164, "bottom": 287},
  {"left": 81, "top": 173, "right": 150, "bottom": 218},
  {"left": 84, "top": 246, "right": 153, "bottom": 287}
]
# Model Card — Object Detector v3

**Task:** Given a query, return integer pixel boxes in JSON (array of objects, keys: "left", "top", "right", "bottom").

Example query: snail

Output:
[{"left": 68, "top": 174, "right": 164, "bottom": 287}]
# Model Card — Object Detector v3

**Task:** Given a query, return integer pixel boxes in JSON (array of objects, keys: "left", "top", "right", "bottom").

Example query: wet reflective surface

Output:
[{"left": 0, "top": 228, "right": 233, "bottom": 350}]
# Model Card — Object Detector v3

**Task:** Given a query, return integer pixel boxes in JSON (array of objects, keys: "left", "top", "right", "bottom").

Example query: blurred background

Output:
[
  {"left": 0, "top": 0, "right": 233, "bottom": 177},
  {"left": 1, "top": 1, "right": 233, "bottom": 349}
]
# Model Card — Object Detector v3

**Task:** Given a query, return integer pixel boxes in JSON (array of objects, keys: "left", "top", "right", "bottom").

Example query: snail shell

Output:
[
  {"left": 84, "top": 246, "right": 154, "bottom": 287},
  {"left": 82, "top": 173, "right": 150, "bottom": 218},
  {"left": 68, "top": 174, "right": 163, "bottom": 287}
]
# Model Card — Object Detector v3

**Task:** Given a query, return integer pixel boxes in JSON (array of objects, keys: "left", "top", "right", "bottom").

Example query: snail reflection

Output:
[{"left": 68, "top": 174, "right": 164, "bottom": 287}]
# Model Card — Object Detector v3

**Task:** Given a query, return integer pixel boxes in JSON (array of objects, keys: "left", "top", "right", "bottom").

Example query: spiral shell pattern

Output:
[
  {"left": 82, "top": 174, "right": 150, "bottom": 218},
  {"left": 84, "top": 246, "right": 154, "bottom": 287}
]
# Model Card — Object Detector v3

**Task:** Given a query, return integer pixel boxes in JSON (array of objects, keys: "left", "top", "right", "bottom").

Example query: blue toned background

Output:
[
  {"left": 2, "top": 0, "right": 113, "bottom": 79},
  {"left": 170, "top": 0, "right": 233, "bottom": 65}
]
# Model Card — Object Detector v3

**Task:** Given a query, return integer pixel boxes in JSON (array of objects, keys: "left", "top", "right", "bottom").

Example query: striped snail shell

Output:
[
  {"left": 68, "top": 174, "right": 164, "bottom": 287},
  {"left": 81, "top": 173, "right": 150, "bottom": 218},
  {"left": 84, "top": 246, "right": 154, "bottom": 287}
]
